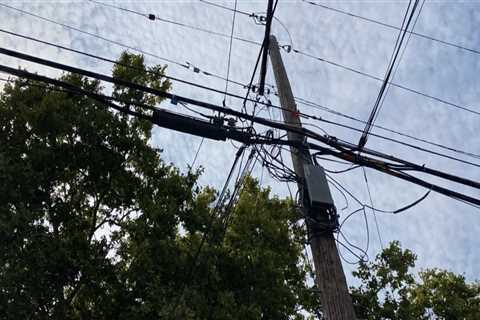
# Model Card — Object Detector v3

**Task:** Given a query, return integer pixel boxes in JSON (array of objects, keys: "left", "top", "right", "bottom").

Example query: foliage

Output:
[
  {"left": 0, "top": 53, "right": 317, "bottom": 319},
  {"left": 351, "top": 241, "right": 480, "bottom": 319}
]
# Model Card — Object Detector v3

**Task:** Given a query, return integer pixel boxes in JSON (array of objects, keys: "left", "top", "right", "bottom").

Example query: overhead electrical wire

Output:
[
  {"left": 370, "top": 0, "right": 426, "bottom": 136},
  {"left": 302, "top": 116, "right": 480, "bottom": 168},
  {"left": 223, "top": 0, "right": 238, "bottom": 104},
  {"left": 294, "top": 96, "right": 480, "bottom": 161},
  {"left": 362, "top": 168, "right": 384, "bottom": 250},
  {"left": 85, "top": 0, "right": 480, "bottom": 118},
  {"left": 358, "top": 0, "right": 420, "bottom": 149},
  {"left": 0, "top": 3, "right": 248, "bottom": 88},
  {"left": 11, "top": 17, "right": 474, "bottom": 166},
  {"left": 5, "top": 1, "right": 478, "bottom": 126},
  {"left": 1, "top": 49, "right": 479, "bottom": 206},
  {"left": 1, "top": 64, "right": 478, "bottom": 208},
  {"left": 190, "top": 138, "right": 205, "bottom": 169},
  {"left": 4, "top": 44, "right": 475, "bottom": 195},
  {"left": 301, "top": 0, "right": 480, "bottom": 57},
  {"left": 85, "top": 0, "right": 262, "bottom": 46},
  {"left": 199, "top": 0, "right": 253, "bottom": 17},
  {"left": 194, "top": 0, "right": 480, "bottom": 117},
  {"left": 291, "top": 47, "right": 480, "bottom": 117},
  {"left": 0, "top": 29, "right": 286, "bottom": 119}
]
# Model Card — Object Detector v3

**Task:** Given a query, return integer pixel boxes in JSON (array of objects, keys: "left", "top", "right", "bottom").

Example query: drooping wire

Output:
[{"left": 362, "top": 167, "right": 384, "bottom": 251}]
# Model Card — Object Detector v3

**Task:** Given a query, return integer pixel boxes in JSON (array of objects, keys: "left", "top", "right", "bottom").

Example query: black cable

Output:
[
  {"left": 301, "top": 0, "right": 480, "bottom": 57},
  {"left": 295, "top": 96, "right": 480, "bottom": 161},
  {"left": 223, "top": 0, "right": 238, "bottom": 104},
  {"left": 12, "top": 23, "right": 474, "bottom": 168},
  {"left": 2, "top": 50, "right": 479, "bottom": 196},
  {"left": 239, "top": 0, "right": 279, "bottom": 127},
  {"left": 86, "top": 0, "right": 262, "bottom": 46},
  {"left": 190, "top": 138, "right": 205, "bottom": 169},
  {"left": 0, "top": 4, "right": 247, "bottom": 88},
  {"left": 199, "top": 0, "right": 253, "bottom": 17},
  {"left": 371, "top": 0, "right": 426, "bottom": 132},
  {"left": 359, "top": 0, "right": 419, "bottom": 149},
  {"left": 362, "top": 168, "right": 384, "bottom": 250},
  {"left": 201, "top": 0, "right": 295, "bottom": 52},
  {"left": 7, "top": 1, "right": 477, "bottom": 121},
  {"left": 326, "top": 172, "right": 432, "bottom": 214},
  {"left": 291, "top": 47, "right": 480, "bottom": 116},
  {"left": 257, "top": 0, "right": 275, "bottom": 96},
  {"left": 326, "top": 177, "right": 350, "bottom": 211},
  {"left": 306, "top": 117, "right": 480, "bottom": 168},
  {"left": 0, "top": 29, "right": 288, "bottom": 118}
]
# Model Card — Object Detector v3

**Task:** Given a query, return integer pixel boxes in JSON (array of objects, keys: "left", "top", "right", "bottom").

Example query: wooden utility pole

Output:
[{"left": 269, "top": 35, "right": 356, "bottom": 320}]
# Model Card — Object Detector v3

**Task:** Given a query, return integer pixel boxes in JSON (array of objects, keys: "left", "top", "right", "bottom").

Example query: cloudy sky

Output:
[{"left": 1, "top": 0, "right": 479, "bottom": 285}]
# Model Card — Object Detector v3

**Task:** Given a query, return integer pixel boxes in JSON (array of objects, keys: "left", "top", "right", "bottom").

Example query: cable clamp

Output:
[
  {"left": 170, "top": 95, "right": 178, "bottom": 105},
  {"left": 184, "top": 62, "right": 200, "bottom": 73},
  {"left": 148, "top": 14, "right": 156, "bottom": 21},
  {"left": 281, "top": 45, "right": 292, "bottom": 53}
]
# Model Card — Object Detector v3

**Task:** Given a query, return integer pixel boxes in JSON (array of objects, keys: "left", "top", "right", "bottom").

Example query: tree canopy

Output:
[
  {"left": 351, "top": 241, "right": 480, "bottom": 319},
  {"left": 0, "top": 53, "right": 318, "bottom": 319}
]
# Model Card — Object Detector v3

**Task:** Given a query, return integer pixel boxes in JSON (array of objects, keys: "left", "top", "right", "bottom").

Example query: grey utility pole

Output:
[{"left": 269, "top": 35, "right": 356, "bottom": 320}]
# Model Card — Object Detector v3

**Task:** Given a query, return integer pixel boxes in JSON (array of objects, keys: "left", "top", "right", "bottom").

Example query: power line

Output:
[
  {"left": 2, "top": 48, "right": 479, "bottom": 200},
  {"left": 194, "top": 0, "right": 480, "bottom": 117},
  {"left": 291, "top": 47, "right": 480, "bottom": 117},
  {"left": 7, "top": 1, "right": 477, "bottom": 121},
  {"left": 369, "top": 0, "right": 426, "bottom": 142},
  {"left": 223, "top": 0, "right": 238, "bottom": 104},
  {"left": 87, "top": 0, "right": 480, "bottom": 118},
  {"left": 4, "top": 44, "right": 479, "bottom": 187},
  {"left": 199, "top": 0, "right": 253, "bottom": 17},
  {"left": 300, "top": 117, "right": 480, "bottom": 168},
  {"left": 358, "top": 0, "right": 419, "bottom": 149},
  {"left": 86, "top": 0, "right": 262, "bottom": 46},
  {"left": 362, "top": 168, "right": 384, "bottom": 251},
  {"left": 293, "top": 96, "right": 480, "bottom": 161},
  {"left": 0, "top": 3, "right": 247, "bottom": 88},
  {"left": 0, "top": 28, "right": 278, "bottom": 116},
  {"left": 190, "top": 138, "right": 205, "bottom": 169},
  {"left": 301, "top": 0, "right": 480, "bottom": 57}
]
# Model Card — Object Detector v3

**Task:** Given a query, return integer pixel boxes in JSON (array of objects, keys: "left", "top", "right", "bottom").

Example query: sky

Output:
[{"left": 1, "top": 0, "right": 479, "bottom": 286}]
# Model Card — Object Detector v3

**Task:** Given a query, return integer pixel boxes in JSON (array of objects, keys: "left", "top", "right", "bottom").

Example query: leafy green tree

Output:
[
  {"left": 0, "top": 53, "right": 318, "bottom": 319},
  {"left": 351, "top": 241, "right": 480, "bottom": 319}
]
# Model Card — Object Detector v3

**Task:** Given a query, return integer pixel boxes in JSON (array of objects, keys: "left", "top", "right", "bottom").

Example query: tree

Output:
[
  {"left": 0, "top": 53, "right": 318, "bottom": 319},
  {"left": 351, "top": 241, "right": 480, "bottom": 319}
]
